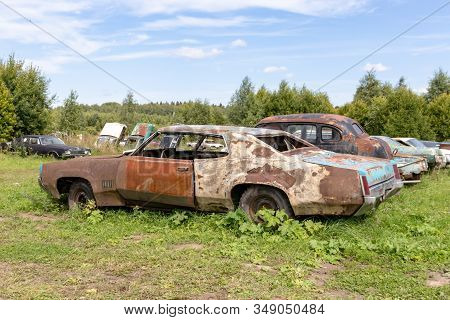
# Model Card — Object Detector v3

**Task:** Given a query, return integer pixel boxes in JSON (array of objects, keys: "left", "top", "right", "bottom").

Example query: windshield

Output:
[
  {"left": 408, "top": 138, "right": 426, "bottom": 148},
  {"left": 40, "top": 137, "right": 65, "bottom": 145},
  {"left": 378, "top": 136, "right": 403, "bottom": 148}
]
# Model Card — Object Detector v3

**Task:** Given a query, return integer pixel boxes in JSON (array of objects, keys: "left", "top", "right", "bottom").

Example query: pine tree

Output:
[
  {"left": 59, "top": 90, "right": 84, "bottom": 134},
  {"left": 425, "top": 68, "right": 450, "bottom": 102}
]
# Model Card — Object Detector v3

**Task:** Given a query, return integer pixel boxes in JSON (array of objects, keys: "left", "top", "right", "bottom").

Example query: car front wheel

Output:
[
  {"left": 239, "top": 186, "right": 294, "bottom": 223},
  {"left": 68, "top": 181, "right": 95, "bottom": 209}
]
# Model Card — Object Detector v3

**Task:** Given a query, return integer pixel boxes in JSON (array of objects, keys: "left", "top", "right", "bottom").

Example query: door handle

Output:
[{"left": 177, "top": 167, "right": 189, "bottom": 172}]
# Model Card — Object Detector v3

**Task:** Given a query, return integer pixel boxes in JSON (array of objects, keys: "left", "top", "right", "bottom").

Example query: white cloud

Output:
[
  {"left": 230, "top": 39, "right": 247, "bottom": 47},
  {"left": 175, "top": 47, "right": 222, "bottom": 59},
  {"left": 128, "top": 34, "right": 150, "bottom": 45},
  {"left": 150, "top": 39, "right": 199, "bottom": 45},
  {"left": 363, "top": 63, "right": 388, "bottom": 72},
  {"left": 141, "top": 16, "right": 276, "bottom": 30},
  {"left": 96, "top": 47, "right": 223, "bottom": 61},
  {"left": 0, "top": 0, "right": 107, "bottom": 55},
  {"left": 413, "top": 87, "right": 427, "bottom": 94},
  {"left": 122, "top": 0, "right": 368, "bottom": 17},
  {"left": 263, "top": 66, "right": 288, "bottom": 73}
]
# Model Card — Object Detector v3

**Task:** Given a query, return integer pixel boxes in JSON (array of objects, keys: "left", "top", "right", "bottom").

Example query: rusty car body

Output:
[
  {"left": 39, "top": 125, "right": 403, "bottom": 220},
  {"left": 393, "top": 137, "right": 446, "bottom": 169},
  {"left": 256, "top": 113, "right": 393, "bottom": 159},
  {"left": 372, "top": 136, "right": 428, "bottom": 182},
  {"left": 96, "top": 123, "right": 127, "bottom": 146}
]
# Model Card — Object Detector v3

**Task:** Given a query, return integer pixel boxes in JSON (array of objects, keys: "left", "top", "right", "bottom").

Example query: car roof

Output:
[
  {"left": 258, "top": 113, "right": 356, "bottom": 126},
  {"left": 159, "top": 125, "right": 287, "bottom": 137},
  {"left": 23, "top": 135, "right": 56, "bottom": 138}
]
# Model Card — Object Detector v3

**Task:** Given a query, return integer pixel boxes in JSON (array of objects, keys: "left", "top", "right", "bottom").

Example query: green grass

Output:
[{"left": 0, "top": 153, "right": 449, "bottom": 299}]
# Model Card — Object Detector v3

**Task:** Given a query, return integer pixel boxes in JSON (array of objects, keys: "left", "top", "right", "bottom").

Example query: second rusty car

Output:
[
  {"left": 256, "top": 113, "right": 393, "bottom": 159},
  {"left": 39, "top": 125, "right": 403, "bottom": 221}
]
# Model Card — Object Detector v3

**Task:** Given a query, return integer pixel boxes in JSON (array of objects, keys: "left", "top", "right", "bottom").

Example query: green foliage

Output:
[
  {"left": 0, "top": 81, "right": 16, "bottom": 142},
  {"left": 175, "top": 100, "right": 226, "bottom": 125},
  {"left": 384, "top": 88, "right": 434, "bottom": 139},
  {"left": 0, "top": 54, "right": 52, "bottom": 135},
  {"left": 228, "top": 78, "right": 335, "bottom": 126},
  {"left": 426, "top": 93, "right": 450, "bottom": 141},
  {"left": 80, "top": 200, "right": 104, "bottom": 224},
  {"left": 353, "top": 70, "right": 392, "bottom": 103},
  {"left": 120, "top": 92, "right": 137, "bottom": 128},
  {"left": 227, "top": 76, "right": 255, "bottom": 125},
  {"left": 59, "top": 90, "right": 84, "bottom": 134},
  {"left": 169, "top": 211, "right": 189, "bottom": 226},
  {"left": 425, "top": 68, "right": 450, "bottom": 102}
]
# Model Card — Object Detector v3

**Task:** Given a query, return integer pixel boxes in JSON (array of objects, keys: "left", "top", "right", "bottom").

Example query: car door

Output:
[
  {"left": 28, "top": 137, "right": 42, "bottom": 154},
  {"left": 115, "top": 132, "right": 195, "bottom": 208}
]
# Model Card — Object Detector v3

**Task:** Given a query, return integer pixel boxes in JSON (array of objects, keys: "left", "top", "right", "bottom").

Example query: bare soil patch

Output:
[
  {"left": 18, "top": 212, "right": 60, "bottom": 222},
  {"left": 308, "top": 262, "right": 343, "bottom": 287},
  {"left": 426, "top": 271, "right": 450, "bottom": 287},
  {"left": 170, "top": 243, "right": 204, "bottom": 251},
  {"left": 243, "top": 263, "right": 277, "bottom": 274}
]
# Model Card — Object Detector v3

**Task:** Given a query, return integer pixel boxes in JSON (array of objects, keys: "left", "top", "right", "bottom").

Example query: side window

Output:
[
  {"left": 198, "top": 136, "right": 228, "bottom": 153},
  {"left": 321, "top": 126, "right": 341, "bottom": 142},
  {"left": 352, "top": 123, "right": 365, "bottom": 135},
  {"left": 29, "top": 138, "right": 39, "bottom": 145},
  {"left": 176, "top": 134, "right": 202, "bottom": 151},
  {"left": 287, "top": 124, "right": 317, "bottom": 143}
]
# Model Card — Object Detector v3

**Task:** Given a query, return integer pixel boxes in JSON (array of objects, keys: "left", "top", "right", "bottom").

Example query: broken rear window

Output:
[{"left": 255, "top": 135, "right": 311, "bottom": 152}]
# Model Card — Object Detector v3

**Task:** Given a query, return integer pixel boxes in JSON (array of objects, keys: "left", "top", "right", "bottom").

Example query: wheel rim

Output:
[
  {"left": 74, "top": 191, "right": 89, "bottom": 208},
  {"left": 249, "top": 195, "right": 279, "bottom": 221}
]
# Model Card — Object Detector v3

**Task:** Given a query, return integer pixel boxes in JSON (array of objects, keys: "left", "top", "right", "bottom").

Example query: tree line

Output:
[{"left": 1, "top": 54, "right": 449, "bottom": 142}]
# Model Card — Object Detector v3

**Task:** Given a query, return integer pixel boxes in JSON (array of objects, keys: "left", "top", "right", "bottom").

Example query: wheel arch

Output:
[
  {"left": 56, "top": 177, "right": 93, "bottom": 196},
  {"left": 230, "top": 183, "right": 292, "bottom": 209}
]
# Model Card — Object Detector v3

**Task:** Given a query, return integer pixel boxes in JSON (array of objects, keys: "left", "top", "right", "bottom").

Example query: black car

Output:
[{"left": 12, "top": 135, "right": 91, "bottom": 159}]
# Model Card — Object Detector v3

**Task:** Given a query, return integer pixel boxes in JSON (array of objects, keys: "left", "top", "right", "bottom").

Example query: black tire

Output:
[
  {"left": 68, "top": 181, "right": 95, "bottom": 209},
  {"left": 239, "top": 186, "right": 294, "bottom": 223},
  {"left": 49, "top": 152, "right": 59, "bottom": 159}
]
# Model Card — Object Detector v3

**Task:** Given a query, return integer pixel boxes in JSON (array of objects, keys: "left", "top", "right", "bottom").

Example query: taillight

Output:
[
  {"left": 361, "top": 175, "right": 370, "bottom": 196},
  {"left": 393, "top": 164, "right": 401, "bottom": 180}
]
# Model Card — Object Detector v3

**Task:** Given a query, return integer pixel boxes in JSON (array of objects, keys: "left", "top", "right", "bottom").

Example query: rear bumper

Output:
[{"left": 354, "top": 179, "right": 403, "bottom": 216}]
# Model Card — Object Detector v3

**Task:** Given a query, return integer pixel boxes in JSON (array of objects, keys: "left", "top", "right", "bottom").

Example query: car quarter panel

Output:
[
  {"left": 40, "top": 156, "right": 125, "bottom": 206},
  {"left": 193, "top": 132, "right": 364, "bottom": 216}
]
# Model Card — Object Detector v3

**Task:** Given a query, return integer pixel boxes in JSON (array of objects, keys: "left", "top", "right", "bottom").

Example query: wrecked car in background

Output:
[
  {"left": 39, "top": 125, "right": 403, "bottom": 221},
  {"left": 12, "top": 135, "right": 91, "bottom": 158},
  {"left": 96, "top": 123, "right": 127, "bottom": 146},
  {"left": 372, "top": 136, "right": 428, "bottom": 182},
  {"left": 420, "top": 140, "right": 450, "bottom": 167},
  {"left": 120, "top": 123, "right": 155, "bottom": 149},
  {"left": 394, "top": 138, "right": 446, "bottom": 169},
  {"left": 256, "top": 113, "right": 393, "bottom": 159}
]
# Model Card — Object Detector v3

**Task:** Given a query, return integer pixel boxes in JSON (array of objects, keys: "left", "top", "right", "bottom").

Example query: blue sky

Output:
[{"left": 1, "top": 0, "right": 449, "bottom": 106}]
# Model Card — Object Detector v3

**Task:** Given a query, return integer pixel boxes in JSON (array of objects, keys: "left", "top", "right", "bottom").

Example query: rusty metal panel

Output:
[{"left": 119, "top": 156, "right": 195, "bottom": 207}]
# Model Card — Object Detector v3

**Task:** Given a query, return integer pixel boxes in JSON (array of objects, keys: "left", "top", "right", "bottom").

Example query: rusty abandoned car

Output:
[
  {"left": 256, "top": 113, "right": 393, "bottom": 159},
  {"left": 39, "top": 125, "right": 403, "bottom": 221}
]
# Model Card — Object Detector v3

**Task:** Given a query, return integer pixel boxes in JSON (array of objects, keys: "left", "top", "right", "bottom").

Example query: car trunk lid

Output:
[{"left": 300, "top": 151, "right": 395, "bottom": 186}]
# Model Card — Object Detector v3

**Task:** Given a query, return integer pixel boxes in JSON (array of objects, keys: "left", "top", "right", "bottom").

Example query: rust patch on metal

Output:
[
  {"left": 245, "top": 164, "right": 296, "bottom": 189},
  {"left": 252, "top": 146, "right": 275, "bottom": 157}
]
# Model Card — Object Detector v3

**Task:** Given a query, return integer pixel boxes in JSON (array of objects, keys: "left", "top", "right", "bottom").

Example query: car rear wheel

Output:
[
  {"left": 68, "top": 181, "right": 95, "bottom": 209},
  {"left": 239, "top": 186, "right": 294, "bottom": 223}
]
